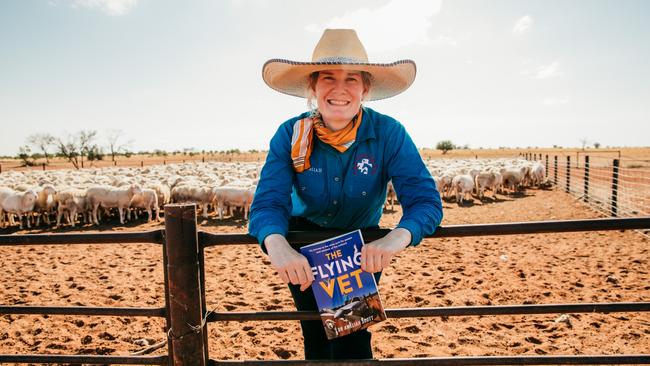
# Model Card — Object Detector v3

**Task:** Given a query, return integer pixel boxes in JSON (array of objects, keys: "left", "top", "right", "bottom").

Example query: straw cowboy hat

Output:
[{"left": 262, "top": 29, "right": 416, "bottom": 101}]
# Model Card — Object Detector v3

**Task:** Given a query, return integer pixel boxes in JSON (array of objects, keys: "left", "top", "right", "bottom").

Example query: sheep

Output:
[
  {"left": 452, "top": 174, "right": 474, "bottom": 204},
  {"left": 213, "top": 186, "right": 255, "bottom": 220},
  {"left": 530, "top": 162, "right": 546, "bottom": 187},
  {"left": 128, "top": 188, "right": 160, "bottom": 222},
  {"left": 171, "top": 184, "right": 215, "bottom": 218},
  {"left": 55, "top": 189, "right": 90, "bottom": 227},
  {"left": 0, "top": 189, "right": 38, "bottom": 229},
  {"left": 32, "top": 184, "right": 57, "bottom": 226},
  {"left": 500, "top": 167, "right": 527, "bottom": 193},
  {"left": 474, "top": 172, "right": 501, "bottom": 199},
  {"left": 86, "top": 184, "right": 142, "bottom": 225}
]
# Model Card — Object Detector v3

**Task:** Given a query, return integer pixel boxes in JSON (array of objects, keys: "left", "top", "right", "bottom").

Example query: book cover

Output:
[{"left": 300, "top": 229, "right": 387, "bottom": 340}]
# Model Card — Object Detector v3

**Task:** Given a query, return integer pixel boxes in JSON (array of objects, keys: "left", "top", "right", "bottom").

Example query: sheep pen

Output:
[{"left": 0, "top": 158, "right": 648, "bottom": 360}]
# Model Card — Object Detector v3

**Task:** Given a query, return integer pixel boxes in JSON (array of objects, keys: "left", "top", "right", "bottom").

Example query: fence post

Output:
[
  {"left": 566, "top": 156, "right": 571, "bottom": 193},
  {"left": 611, "top": 159, "right": 619, "bottom": 217},
  {"left": 114, "top": 160, "right": 117, "bottom": 166},
  {"left": 141, "top": 160, "right": 144, "bottom": 168},
  {"left": 584, "top": 155, "right": 589, "bottom": 202},
  {"left": 42, "top": 163, "right": 46, "bottom": 171},
  {"left": 0, "top": 163, "right": 2, "bottom": 174},
  {"left": 554, "top": 156, "right": 558, "bottom": 186},
  {"left": 545, "top": 155, "right": 549, "bottom": 177},
  {"left": 164, "top": 204, "right": 208, "bottom": 366}
]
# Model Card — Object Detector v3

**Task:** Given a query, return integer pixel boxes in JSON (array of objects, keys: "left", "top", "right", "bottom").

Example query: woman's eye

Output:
[{"left": 346, "top": 78, "right": 359, "bottom": 82}]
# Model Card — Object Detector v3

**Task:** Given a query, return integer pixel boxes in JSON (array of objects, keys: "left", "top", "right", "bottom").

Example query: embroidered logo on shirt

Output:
[
  {"left": 354, "top": 155, "right": 376, "bottom": 176},
  {"left": 357, "top": 159, "right": 372, "bottom": 174},
  {"left": 308, "top": 167, "right": 323, "bottom": 173}
]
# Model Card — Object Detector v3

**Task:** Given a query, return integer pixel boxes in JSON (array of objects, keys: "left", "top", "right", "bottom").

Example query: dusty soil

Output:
[{"left": 0, "top": 188, "right": 648, "bottom": 363}]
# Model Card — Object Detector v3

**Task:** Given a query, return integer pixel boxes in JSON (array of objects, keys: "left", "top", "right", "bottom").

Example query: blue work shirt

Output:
[{"left": 249, "top": 106, "right": 443, "bottom": 248}]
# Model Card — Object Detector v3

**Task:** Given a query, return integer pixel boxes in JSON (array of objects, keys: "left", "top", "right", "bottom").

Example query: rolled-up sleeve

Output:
[
  {"left": 248, "top": 122, "right": 295, "bottom": 251},
  {"left": 385, "top": 122, "right": 443, "bottom": 246}
]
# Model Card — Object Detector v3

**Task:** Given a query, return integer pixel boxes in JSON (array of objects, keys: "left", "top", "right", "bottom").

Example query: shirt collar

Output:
[{"left": 355, "top": 106, "right": 376, "bottom": 142}]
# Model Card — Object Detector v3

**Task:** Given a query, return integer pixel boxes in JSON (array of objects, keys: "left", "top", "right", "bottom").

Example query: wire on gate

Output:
[{"left": 166, "top": 307, "right": 216, "bottom": 341}]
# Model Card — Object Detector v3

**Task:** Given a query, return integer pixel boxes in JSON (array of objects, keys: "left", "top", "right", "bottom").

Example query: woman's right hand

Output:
[{"left": 264, "top": 234, "right": 314, "bottom": 291}]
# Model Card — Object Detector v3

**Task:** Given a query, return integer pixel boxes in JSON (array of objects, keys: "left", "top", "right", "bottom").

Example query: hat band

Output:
[{"left": 313, "top": 56, "right": 367, "bottom": 64}]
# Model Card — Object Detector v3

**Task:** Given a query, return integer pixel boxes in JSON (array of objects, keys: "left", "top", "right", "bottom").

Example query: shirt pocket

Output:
[
  {"left": 296, "top": 170, "right": 325, "bottom": 198},
  {"left": 343, "top": 174, "right": 379, "bottom": 199}
]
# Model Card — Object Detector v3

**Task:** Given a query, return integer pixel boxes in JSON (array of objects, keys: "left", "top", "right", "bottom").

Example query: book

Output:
[{"left": 299, "top": 229, "right": 387, "bottom": 340}]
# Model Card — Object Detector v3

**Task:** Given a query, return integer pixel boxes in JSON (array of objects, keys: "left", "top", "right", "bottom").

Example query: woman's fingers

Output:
[
  {"left": 381, "top": 251, "right": 392, "bottom": 269},
  {"left": 278, "top": 269, "right": 290, "bottom": 284}
]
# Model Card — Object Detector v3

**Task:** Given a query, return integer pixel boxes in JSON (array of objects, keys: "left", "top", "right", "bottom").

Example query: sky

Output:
[{"left": 1, "top": 0, "right": 649, "bottom": 156}]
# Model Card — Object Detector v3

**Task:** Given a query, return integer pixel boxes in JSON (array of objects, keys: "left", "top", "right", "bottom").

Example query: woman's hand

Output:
[
  {"left": 361, "top": 228, "right": 412, "bottom": 273},
  {"left": 264, "top": 234, "right": 315, "bottom": 291}
]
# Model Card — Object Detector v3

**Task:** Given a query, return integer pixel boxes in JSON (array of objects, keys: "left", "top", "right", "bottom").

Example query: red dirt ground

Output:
[{"left": 0, "top": 188, "right": 648, "bottom": 363}]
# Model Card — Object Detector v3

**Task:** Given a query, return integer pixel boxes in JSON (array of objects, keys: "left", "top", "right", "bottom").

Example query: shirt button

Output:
[
  {"left": 327, "top": 213, "right": 332, "bottom": 217},
  {"left": 334, "top": 177, "right": 340, "bottom": 182},
  {"left": 323, "top": 221, "right": 328, "bottom": 225},
  {"left": 362, "top": 191, "right": 367, "bottom": 196},
  {"left": 333, "top": 200, "right": 338, "bottom": 205},
  {"left": 300, "top": 186, "right": 306, "bottom": 191}
]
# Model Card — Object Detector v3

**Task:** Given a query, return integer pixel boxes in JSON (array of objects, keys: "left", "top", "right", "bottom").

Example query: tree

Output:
[
  {"left": 436, "top": 140, "right": 455, "bottom": 154},
  {"left": 26, "top": 133, "right": 56, "bottom": 163},
  {"left": 17, "top": 145, "right": 35, "bottom": 166},
  {"left": 105, "top": 129, "right": 133, "bottom": 161},
  {"left": 55, "top": 130, "right": 98, "bottom": 169},
  {"left": 593, "top": 142, "right": 601, "bottom": 149},
  {"left": 579, "top": 137, "right": 589, "bottom": 150}
]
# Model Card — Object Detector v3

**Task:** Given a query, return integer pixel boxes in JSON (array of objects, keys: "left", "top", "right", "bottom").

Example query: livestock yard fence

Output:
[
  {"left": 0, "top": 204, "right": 649, "bottom": 365},
  {"left": 523, "top": 152, "right": 650, "bottom": 226}
]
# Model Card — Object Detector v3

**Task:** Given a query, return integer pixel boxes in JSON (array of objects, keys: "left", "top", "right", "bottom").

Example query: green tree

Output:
[{"left": 436, "top": 140, "right": 455, "bottom": 154}]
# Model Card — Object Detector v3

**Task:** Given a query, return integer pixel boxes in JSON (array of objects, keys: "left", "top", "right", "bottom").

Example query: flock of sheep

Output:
[
  {"left": 426, "top": 158, "right": 547, "bottom": 203},
  {"left": 0, "top": 158, "right": 546, "bottom": 230},
  {"left": 0, "top": 162, "right": 259, "bottom": 229}
]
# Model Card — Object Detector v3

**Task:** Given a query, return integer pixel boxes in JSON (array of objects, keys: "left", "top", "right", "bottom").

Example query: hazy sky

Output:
[{"left": 1, "top": 0, "right": 649, "bottom": 156}]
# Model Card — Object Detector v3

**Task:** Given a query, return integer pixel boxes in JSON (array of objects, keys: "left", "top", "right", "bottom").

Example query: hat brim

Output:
[{"left": 262, "top": 59, "right": 416, "bottom": 101}]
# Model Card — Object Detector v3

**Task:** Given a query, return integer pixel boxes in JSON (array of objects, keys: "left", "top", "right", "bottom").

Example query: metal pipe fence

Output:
[{"left": 1, "top": 205, "right": 649, "bottom": 365}]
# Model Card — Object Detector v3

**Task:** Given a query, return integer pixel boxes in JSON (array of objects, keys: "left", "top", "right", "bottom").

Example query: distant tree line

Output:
[
  {"left": 17, "top": 131, "right": 266, "bottom": 169},
  {"left": 19, "top": 129, "right": 132, "bottom": 169}
]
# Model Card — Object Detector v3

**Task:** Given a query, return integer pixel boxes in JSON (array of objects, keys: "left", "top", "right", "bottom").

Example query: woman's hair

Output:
[{"left": 306, "top": 71, "right": 373, "bottom": 114}]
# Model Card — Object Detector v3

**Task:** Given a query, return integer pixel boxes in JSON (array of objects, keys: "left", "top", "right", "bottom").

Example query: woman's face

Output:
[{"left": 313, "top": 69, "right": 368, "bottom": 130}]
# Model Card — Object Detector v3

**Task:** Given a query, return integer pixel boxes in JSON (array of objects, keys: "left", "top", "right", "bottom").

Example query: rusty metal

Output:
[
  {"left": 0, "top": 229, "right": 164, "bottom": 245},
  {"left": 0, "top": 354, "right": 167, "bottom": 365},
  {"left": 198, "top": 217, "right": 650, "bottom": 248},
  {"left": 207, "top": 355, "right": 650, "bottom": 365},
  {"left": 0, "top": 305, "right": 165, "bottom": 317},
  {"left": 164, "top": 204, "right": 207, "bottom": 366},
  {"left": 206, "top": 302, "right": 650, "bottom": 322}
]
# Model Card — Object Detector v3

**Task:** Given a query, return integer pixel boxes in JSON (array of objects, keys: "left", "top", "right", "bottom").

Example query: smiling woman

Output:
[{"left": 249, "top": 29, "right": 443, "bottom": 360}]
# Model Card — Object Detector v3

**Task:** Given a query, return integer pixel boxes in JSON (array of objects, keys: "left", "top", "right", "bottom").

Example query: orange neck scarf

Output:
[{"left": 291, "top": 108, "right": 363, "bottom": 173}]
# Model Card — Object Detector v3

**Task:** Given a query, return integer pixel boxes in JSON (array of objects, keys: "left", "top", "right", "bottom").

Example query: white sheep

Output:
[
  {"left": 213, "top": 186, "right": 255, "bottom": 220},
  {"left": 55, "top": 189, "right": 90, "bottom": 227},
  {"left": 0, "top": 189, "right": 38, "bottom": 229},
  {"left": 452, "top": 174, "right": 474, "bottom": 204},
  {"left": 129, "top": 188, "right": 160, "bottom": 222},
  {"left": 86, "top": 184, "right": 142, "bottom": 225},
  {"left": 475, "top": 172, "right": 501, "bottom": 199}
]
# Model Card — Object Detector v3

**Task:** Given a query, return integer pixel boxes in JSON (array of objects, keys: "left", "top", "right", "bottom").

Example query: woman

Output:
[{"left": 249, "top": 29, "right": 443, "bottom": 360}]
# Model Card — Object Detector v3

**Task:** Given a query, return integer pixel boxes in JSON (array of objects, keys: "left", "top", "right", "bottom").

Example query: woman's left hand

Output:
[{"left": 360, "top": 228, "right": 412, "bottom": 273}]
